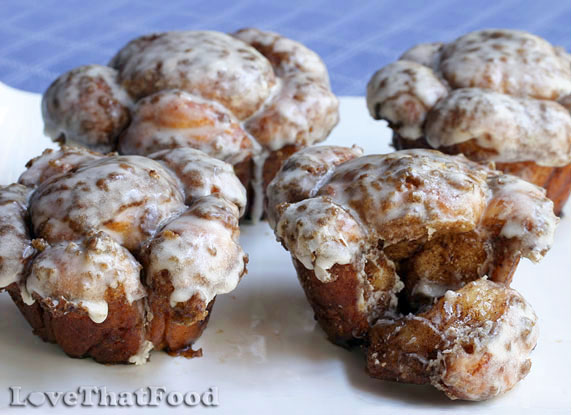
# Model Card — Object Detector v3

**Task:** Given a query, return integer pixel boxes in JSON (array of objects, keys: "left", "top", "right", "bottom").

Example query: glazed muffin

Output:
[
  {"left": 0, "top": 146, "right": 247, "bottom": 364},
  {"left": 42, "top": 28, "right": 339, "bottom": 221},
  {"left": 366, "top": 29, "right": 571, "bottom": 214},
  {"left": 266, "top": 146, "right": 557, "bottom": 400}
]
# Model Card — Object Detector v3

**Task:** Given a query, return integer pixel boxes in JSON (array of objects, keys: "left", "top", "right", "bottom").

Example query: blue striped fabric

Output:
[{"left": 0, "top": 0, "right": 569, "bottom": 95}]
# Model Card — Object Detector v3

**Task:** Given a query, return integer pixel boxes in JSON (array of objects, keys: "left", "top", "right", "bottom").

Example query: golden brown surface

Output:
[
  {"left": 8, "top": 284, "right": 145, "bottom": 364},
  {"left": 294, "top": 261, "right": 371, "bottom": 347},
  {"left": 146, "top": 271, "right": 215, "bottom": 354}
]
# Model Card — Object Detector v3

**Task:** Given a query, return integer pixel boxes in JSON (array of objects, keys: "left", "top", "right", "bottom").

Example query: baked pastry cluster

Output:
[
  {"left": 42, "top": 28, "right": 339, "bottom": 220},
  {"left": 267, "top": 146, "right": 558, "bottom": 400},
  {"left": 0, "top": 145, "right": 247, "bottom": 364},
  {"left": 366, "top": 29, "right": 571, "bottom": 213}
]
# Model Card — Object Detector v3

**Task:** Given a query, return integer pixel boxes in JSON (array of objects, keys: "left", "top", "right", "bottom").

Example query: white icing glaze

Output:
[
  {"left": 42, "top": 64, "right": 133, "bottom": 153},
  {"left": 275, "top": 197, "right": 364, "bottom": 282},
  {"left": 411, "top": 280, "right": 451, "bottom": 300},
  {"left": 2, "top": 145, "right": 248, "bottom": 362},
  {"left": 484, "top": 174, "right": 558, "bottom": 262},
  {"left": 110, "top": 31, "right": 276, "bottom": 120},
  {"left": 399, "top": 42, "right": 444, "bottom": 69},
  {"left": 118, "top": 89, "right": 255, "bottom": 164},
  {"left": 366, "top": 60, "right": 448, "bottom": 139},
  {"left": 18, "top": 146, "right": 103, "bottom": 187},
  {"left": 128, "top": 340, "right": 154, "bottom": 365},
  {"left": 41, "top": 29, "right": 339, "bottom": 223},
  {"left": 266, "top": 145, "right": 363, "bottom": 229},
  {"left": 29, "top": 155, "right": 185, "bottom": 251},
  {"left": 439, "top": 29, "right": 571, "bottom": 100},
  {"left": 150, "top": 147, "right": 247, "bottom": 215},
  {"left": 25, "top": 232, "right": 146, "bottom": 324},
  {"left": 235, "top": 28, "right": 339, "bottom": 151},
  {"left": 425, "top": 88, "right": 571, "bottom": 166},
  {"left": 271, "top": 147, "right": 557, "bottom": 299},
  {"left": 234, "top": 28, "right": 329, "bottom": 79},
  {"left": 367, "top": 278, "right": 539, "bottom": 400},
  {"left": 145, "top": 196, "right": 246, "bottom": 306},
  {"left": 368, "top": 29, "right": 571, "bottom": 167},
  {"left": 317, "top": 150, "right": 491, "bottom": 244},
  {"left": 245, "top": 73, "right": 339, "bottom": 151},
  {"left": 430, "top": 280, "right": 539, "bottom": 400},
  {"left": 0, "top": 184, "right": 33, "bottom": 289}
]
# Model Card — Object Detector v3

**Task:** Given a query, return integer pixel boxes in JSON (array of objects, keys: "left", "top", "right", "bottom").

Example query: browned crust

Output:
[
  {"left": 147, "top": 294, "right": 215, "bottom": 354},
  {"left": 7, "top": 285, "right": 145, "bottom": 364},
  {"left": 145, "top": 269, "right": 215, "bottom": 354},
  {"left": 293, "top": 259, "right": 369, "bottom": 347},
  {"left": 291, "top": 224, "right": 522, "bottom": 345},
  {"left": 42, "top": 66, "right": 131, "bottom": 152},
  {"left": 365, "top": 279, "right": 535, "bottom": 400},
  {"left": 233, "top": 156, "right": 254, "bottom": 220},
  {"left": 393, "top": 133, "right": 571, "bottom": 214},
  {"left": 366, "top": 315, "right": 442, "bottom": 384},
  {"left": 263, "top": 145, "right": 301, "bottom": 191},
  {"left": 233, "top": 157, "right": 252, "bottom": 193}
]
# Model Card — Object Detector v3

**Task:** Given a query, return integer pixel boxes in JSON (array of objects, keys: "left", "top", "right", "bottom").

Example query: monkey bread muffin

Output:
[
  {"left": 42, "top": 28, "right": 339, "bottom": 221},
  {"left": 0, "top": 145, "right": 247, "bottom": 364},
  {"left": 266, "top": 146, "right": 558, "bottom": 400},
  {"left": 366, "top": 29, "right": 571, "bottom": 214}
]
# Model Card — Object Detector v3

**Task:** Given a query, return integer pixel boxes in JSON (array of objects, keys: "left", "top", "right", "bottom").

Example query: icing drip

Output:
[
  {"left": 275, "top": 196, "right": 364, "bottom": 282},
  {"left": 24, "top": 232, "right": 146, "bottom": 324},
  {"left": 144, "top": 196, "right": 246, "bottom": 306}
]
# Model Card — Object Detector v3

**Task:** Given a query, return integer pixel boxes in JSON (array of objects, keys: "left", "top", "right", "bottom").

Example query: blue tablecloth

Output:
[{"left": 0, "top": 0, "right": 570, "bottom": 95}]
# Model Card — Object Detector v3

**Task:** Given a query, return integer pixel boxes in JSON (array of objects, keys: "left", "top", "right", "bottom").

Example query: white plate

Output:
[{"left": 0, "top": 82, "right": 569, "bottom": 414}]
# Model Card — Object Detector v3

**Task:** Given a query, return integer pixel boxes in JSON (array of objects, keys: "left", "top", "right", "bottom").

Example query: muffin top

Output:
[
  {"left": 367, "top": 29, "right": 571, "bottom": 166},
  {"left": 0, "top": 146, "right": 247, "bottom": 324},
  {"left": 42, "top": 28, "right": 339, "bottom": 157},
  {"left": 109, "top": 31, "right": 276, "bottom": 120},
  {"left": 267, "top": 146, "right": 558, "bottom": 281}
]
